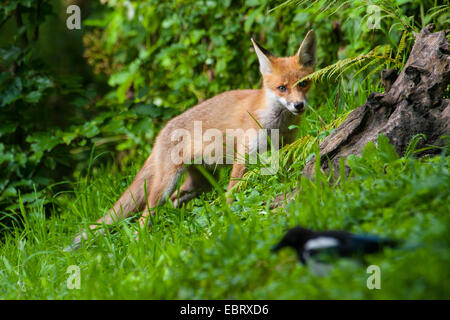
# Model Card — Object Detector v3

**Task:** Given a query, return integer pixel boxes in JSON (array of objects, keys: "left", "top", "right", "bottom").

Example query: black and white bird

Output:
[{"left": 271, "top": 226, "right": 399, "bottom": 264}]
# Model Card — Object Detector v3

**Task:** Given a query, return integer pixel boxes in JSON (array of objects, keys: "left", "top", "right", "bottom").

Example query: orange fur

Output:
[{"left": 68, "top": 30, "right": 317, "bottom": 249}]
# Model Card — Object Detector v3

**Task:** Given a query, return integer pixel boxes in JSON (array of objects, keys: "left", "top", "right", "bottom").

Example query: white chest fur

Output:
[{"left": 256, "top": 89, "right": 301, "bottom": 143}]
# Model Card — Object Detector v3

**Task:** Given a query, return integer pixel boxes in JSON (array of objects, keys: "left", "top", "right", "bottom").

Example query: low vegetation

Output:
[{"left": 0, "top": 0, "right": 448, "bottom": 299}]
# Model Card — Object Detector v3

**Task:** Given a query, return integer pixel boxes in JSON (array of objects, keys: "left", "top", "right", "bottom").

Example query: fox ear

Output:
[
  {"left": 296, "top": 30, "right": 316, "bottom": 67},
  {"left": 251, "top": 38, "right": 274, "bottom": 75}
]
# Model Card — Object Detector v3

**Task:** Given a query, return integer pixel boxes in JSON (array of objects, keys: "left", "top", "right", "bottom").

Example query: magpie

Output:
[{"left": 271, "top": 226, "right": 399, "bottom": 264}]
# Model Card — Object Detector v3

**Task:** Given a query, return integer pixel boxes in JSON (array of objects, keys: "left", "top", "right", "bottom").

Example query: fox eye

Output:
[
  {"left": 277, "top": 86, "right": 287, "bottom": 92},
  {"left": 298, "top": 81, "right": 308, "bottom": 88}
]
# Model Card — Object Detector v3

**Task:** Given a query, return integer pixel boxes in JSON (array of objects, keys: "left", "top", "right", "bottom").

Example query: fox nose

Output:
[{"left": 294, "top": 101, "right": 304, "bottom": 111}]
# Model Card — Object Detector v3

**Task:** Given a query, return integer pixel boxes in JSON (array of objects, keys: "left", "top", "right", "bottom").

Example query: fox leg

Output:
[
  {"left": 138, "top": 165, "right": 186, "bottom": 227},
  {"left": 226, "top": 162, "right": 247, "bottom": 203},
  {"left": 169, "top": 166, "right": 213, "bottom": 207}
]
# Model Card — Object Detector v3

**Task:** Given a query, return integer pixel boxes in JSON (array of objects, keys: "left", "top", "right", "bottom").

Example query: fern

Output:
[
  {"left": 296, "top": 44, "right": 396, "bottom": 84},
  {"left": 276, "top": 0, "right": 446, "bottom": 86},
  {"left": 422, "top": 4, "right": 450, "bottom": 27},
  {"left": 404, "top": 134, "right": 427, "bottom": 158},
  {"left": 393, "top": 31, "right": 408, "bottom": 69},
  {"left": 234, "top": 111, "right": 351, "bottom": 191}
]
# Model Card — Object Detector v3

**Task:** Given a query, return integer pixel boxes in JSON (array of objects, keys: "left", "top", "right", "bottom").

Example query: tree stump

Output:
[{"left": 272, "top": 24, "right": 449, "bottom": 208}]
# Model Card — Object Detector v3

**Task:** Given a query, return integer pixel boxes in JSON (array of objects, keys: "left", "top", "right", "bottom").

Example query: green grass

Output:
[{"left": 1, "top": 82, "right": 449, "bottom": 299}]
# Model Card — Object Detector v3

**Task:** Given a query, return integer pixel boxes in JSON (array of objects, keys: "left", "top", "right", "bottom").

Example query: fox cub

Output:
[{"left": 69, "top": 30, "right": 316, "bottom": 249}]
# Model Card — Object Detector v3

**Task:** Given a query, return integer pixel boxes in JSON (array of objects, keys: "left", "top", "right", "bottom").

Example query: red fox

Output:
[{"left": 68, "top": 30, "right": 316, "bottom": 250}]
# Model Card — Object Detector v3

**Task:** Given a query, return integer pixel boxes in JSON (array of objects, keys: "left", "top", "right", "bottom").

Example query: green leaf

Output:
[
  {"left": 26, "top": 133, "right": 60, "bottom": 161},
  {"left": 377, "top": 134, "right": 399, "bottom": 162},
  {"left": 1, "top": 77, "right": 23, "bottom": 106}
]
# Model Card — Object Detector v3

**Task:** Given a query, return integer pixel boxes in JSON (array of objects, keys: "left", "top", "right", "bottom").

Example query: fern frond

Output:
[
  {"left": 393, "top": 31, "right": 408, "bottom": 68},
  {"left": 281, "top": 110, "right": 351, "bottom": 166},
  {"left": 297, "top": 45, "right": 391, "bottom": 84},
  {"left": 233, "top": 110, "right": 351, "bottom": 193},
  {"left": 364, "top": 63, "right": 384, "bottom": 82},
  {"left": 352, "top": 56, "right": 382, "bottom": 79},
  {"left": 297, "top": 30, "right": 414, "bottom": 85},
  {"left": 404, "top": 134, "right": 427, "bottom": 158}
]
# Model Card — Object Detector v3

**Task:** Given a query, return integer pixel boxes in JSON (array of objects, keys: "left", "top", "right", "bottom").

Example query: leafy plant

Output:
[{"left": 271, "top": 0, "right": 450, "bottom": 84}]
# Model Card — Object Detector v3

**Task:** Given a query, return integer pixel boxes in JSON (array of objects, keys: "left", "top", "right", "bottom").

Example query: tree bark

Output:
[{"left": 272, "top": 24, "right": 450, "bottom": 208}]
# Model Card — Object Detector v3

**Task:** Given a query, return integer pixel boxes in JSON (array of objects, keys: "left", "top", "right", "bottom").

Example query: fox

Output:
[{"left": 67, "top": 30, "right": 317, "bottom": 250}]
